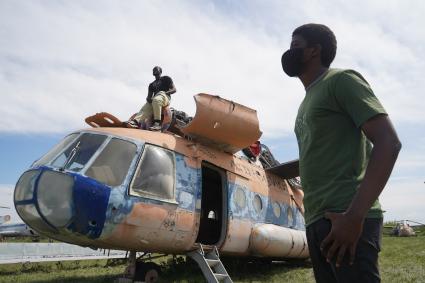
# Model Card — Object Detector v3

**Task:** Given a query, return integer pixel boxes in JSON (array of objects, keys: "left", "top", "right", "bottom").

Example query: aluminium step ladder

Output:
[{"left": 187, "top": 244, "right": 233, "bottom": 283}]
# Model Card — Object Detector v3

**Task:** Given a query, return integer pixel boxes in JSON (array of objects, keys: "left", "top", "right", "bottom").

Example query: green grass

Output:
[
  {"left": 0, "top": 236, "right": 424, "bottom": 283},
  {"left": 0, "top": 259, "right": 127, "bottom": 283},
  {"left": 380, "top": 237, "right": 425, "bottom": 283}
]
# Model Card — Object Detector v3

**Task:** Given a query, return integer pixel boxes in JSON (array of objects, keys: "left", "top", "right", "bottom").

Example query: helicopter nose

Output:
[
  {"left": 14, "top": 168, "right": 110, "bottom": 239},
  {"left": 14, "top": 169, "right": 74, "bottom": 234}
]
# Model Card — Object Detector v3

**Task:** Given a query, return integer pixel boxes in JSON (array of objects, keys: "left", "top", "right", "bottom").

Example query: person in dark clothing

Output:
[
  {"left": 132, "top": 66, "right": 176, "bottom": 131},
  {"left": 281, "top": 23, "right": 401, "bottom": 283}
]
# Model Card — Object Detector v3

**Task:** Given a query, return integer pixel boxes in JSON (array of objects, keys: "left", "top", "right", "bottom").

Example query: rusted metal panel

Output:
[
  {"left": 180, "top": 94, "right": 262, "bottom": 154},
  {"left": 220, "top": 219, "right": 252, "bottom": 255},
  {"left": 221, "top": 172, "right": 254, "bottom": 255},
  {"left": 175, "top": 210, "right": 198, "bottom": 250},
  {"left": 101, "top": 202, "right": 196, "bottom": 253}
]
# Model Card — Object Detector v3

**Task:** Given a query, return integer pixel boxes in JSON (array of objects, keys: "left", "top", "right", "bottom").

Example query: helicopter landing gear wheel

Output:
[{"left": 134, "top": 262, "right": 161, "bottom": 283}]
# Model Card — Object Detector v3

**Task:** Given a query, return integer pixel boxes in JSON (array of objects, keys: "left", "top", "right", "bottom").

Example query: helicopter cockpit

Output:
[
  {"left": 14, "top": 131, "right": 176, "bottom": 243},
  {"left": 32, "top": 133, "right": 138, "bottom": 187}
]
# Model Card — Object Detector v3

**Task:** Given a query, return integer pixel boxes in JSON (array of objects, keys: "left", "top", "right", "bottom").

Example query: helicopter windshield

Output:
[
  {"left": 51, "top": 133, "right": 107, "bottom": 172},
  {"left": 85, "top": 138, "right": 137, "bottom": 187},
  {"left": 33, "top": 134, "right": 79, "bottom": 168},
  {"left": 32, "top": 133, "right": 138, "bottom": 187}
]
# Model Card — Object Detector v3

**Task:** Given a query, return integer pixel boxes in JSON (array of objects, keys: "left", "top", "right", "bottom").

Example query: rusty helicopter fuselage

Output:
[{"left": 13, "top": 93, "right": 308, "bottom": 260}]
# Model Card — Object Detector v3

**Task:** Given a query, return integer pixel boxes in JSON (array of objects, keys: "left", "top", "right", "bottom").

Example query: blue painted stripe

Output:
[
  {"left": 175, "top": 154, "right": 199, "bottom": 211},
  {"left": 228, "top": 181, "right": 306, "bottom": 231},
  {"left": 67, "top": 173, "right": 111, "bottom": 239}
]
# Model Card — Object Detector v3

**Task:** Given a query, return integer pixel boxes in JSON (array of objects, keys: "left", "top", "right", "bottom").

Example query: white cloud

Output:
[
  {"left": 1, "top": 1, "right": 423, "bottom": 137},
  {"left": 0, "top": 1, "right": 303, "bottom": 136}
]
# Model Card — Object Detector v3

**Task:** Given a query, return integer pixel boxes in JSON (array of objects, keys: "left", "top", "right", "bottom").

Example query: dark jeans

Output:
[{"left": 306, "top": 217, "right": 383, "bottom": 283}]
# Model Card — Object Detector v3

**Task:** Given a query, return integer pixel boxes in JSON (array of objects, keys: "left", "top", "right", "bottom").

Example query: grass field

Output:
[{"left": 0, "top": 236, "right": 424, "bottom": 283}]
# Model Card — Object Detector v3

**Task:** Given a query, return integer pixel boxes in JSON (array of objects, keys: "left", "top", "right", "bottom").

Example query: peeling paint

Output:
[
  {"left": 178, "top": 191, "right": 193, "bottom": 210},
  {"left": 16, "top": 126, "right": 308, "bottom": 258}
]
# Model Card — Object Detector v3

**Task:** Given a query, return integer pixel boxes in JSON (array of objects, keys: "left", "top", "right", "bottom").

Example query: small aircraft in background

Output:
[
  {"left": 0, "top": 222, "right": 38, "bottom": 239},
  {"left": 386, "top": 220, "right": 424, "bottom": 237},
  {"left": 14, "top": 93, "right": 307, "bottom": 282},
  {"left": 0, "top": 207, "right": 39, "bottom": 240}
]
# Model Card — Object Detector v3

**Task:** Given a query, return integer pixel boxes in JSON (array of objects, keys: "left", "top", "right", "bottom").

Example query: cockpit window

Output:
[
  {"left": 130, "top": 144, "right": 175, "bottom": 201},
  {"left": 86, "top": 138, "right": 137, "bottom": 187},
  {"left": 33, "top": 134, "right": 78, "bottom": 167},
  {"left": 51, "top": 133, "right": 107, "bottom": 172}
]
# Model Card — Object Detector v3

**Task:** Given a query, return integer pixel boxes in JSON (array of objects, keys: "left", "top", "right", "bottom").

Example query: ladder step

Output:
[
  {"left": 205, "top": 251, "right": 219, "bottom": 260},
  {"left": 206, "top": 259, "right": 220, "bottom": 267},
  {"left": 214, "top": 273, "right": 229, "bottom": 281},
  {"left": 187, "top": 244, "right": 233, "bottom": 283}
]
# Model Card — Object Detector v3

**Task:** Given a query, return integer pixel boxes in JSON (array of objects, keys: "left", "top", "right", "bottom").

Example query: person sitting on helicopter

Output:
[{"left": 128, "top": 66, "right": 176, "bottom": 131}]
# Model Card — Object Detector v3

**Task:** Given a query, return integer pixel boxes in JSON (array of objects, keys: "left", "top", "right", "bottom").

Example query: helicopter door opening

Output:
[{"left": 196, "top": 163, "right": 227, "bottom": 246}]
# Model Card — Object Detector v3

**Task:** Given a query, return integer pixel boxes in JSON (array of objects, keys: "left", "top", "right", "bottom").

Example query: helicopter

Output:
[
  {"left": 386, "top": 220, "right": 424, "bottom": 237},
  {"left": 14, "top": 93, "right": 308, "bottom": 282}
]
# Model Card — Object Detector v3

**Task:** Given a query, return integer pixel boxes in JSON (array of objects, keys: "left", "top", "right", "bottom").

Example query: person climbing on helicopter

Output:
[{"left": 129, "top": 66, "right": 176, "bottom": 131}]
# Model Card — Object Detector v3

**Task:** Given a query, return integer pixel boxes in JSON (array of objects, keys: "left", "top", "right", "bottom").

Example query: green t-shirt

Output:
[{"left": 294, "top": 69, "right": 387, "bottom": 226}]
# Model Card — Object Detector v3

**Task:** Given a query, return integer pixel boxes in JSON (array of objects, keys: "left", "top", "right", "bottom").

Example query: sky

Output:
[{"left": 0, "top": 0, "right": 424, "bottom": 224}]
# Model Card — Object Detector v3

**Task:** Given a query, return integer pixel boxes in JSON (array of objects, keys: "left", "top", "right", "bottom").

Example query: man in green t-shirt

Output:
[{"left": 281, "top": 23, "right": 401, "bottom": 282}]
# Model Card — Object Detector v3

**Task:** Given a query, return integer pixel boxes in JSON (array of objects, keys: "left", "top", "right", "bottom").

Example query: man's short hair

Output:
[
  {"left": 153, "top": 66, "right": 162, "bottom": 73},
  {"left": 293, "top": 24, "right": 337, "bottom": 67}
]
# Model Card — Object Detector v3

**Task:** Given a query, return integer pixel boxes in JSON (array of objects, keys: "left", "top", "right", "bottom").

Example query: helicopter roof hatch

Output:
[{"left": 180, "top": 93, "right": 262, "bottom": 154}]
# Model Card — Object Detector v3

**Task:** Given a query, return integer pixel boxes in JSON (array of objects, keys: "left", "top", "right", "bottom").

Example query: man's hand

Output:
[
  {"left": 320, "top": 115, "right": 400, "bottom": 268},
  {"left": 321, "top": 212, "right": 364, "bottom": 267}
]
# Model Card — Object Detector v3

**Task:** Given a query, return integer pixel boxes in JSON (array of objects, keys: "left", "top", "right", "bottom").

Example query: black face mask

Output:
[{"left": 281, "top": 48, "right": 305, "bottom": 77}]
